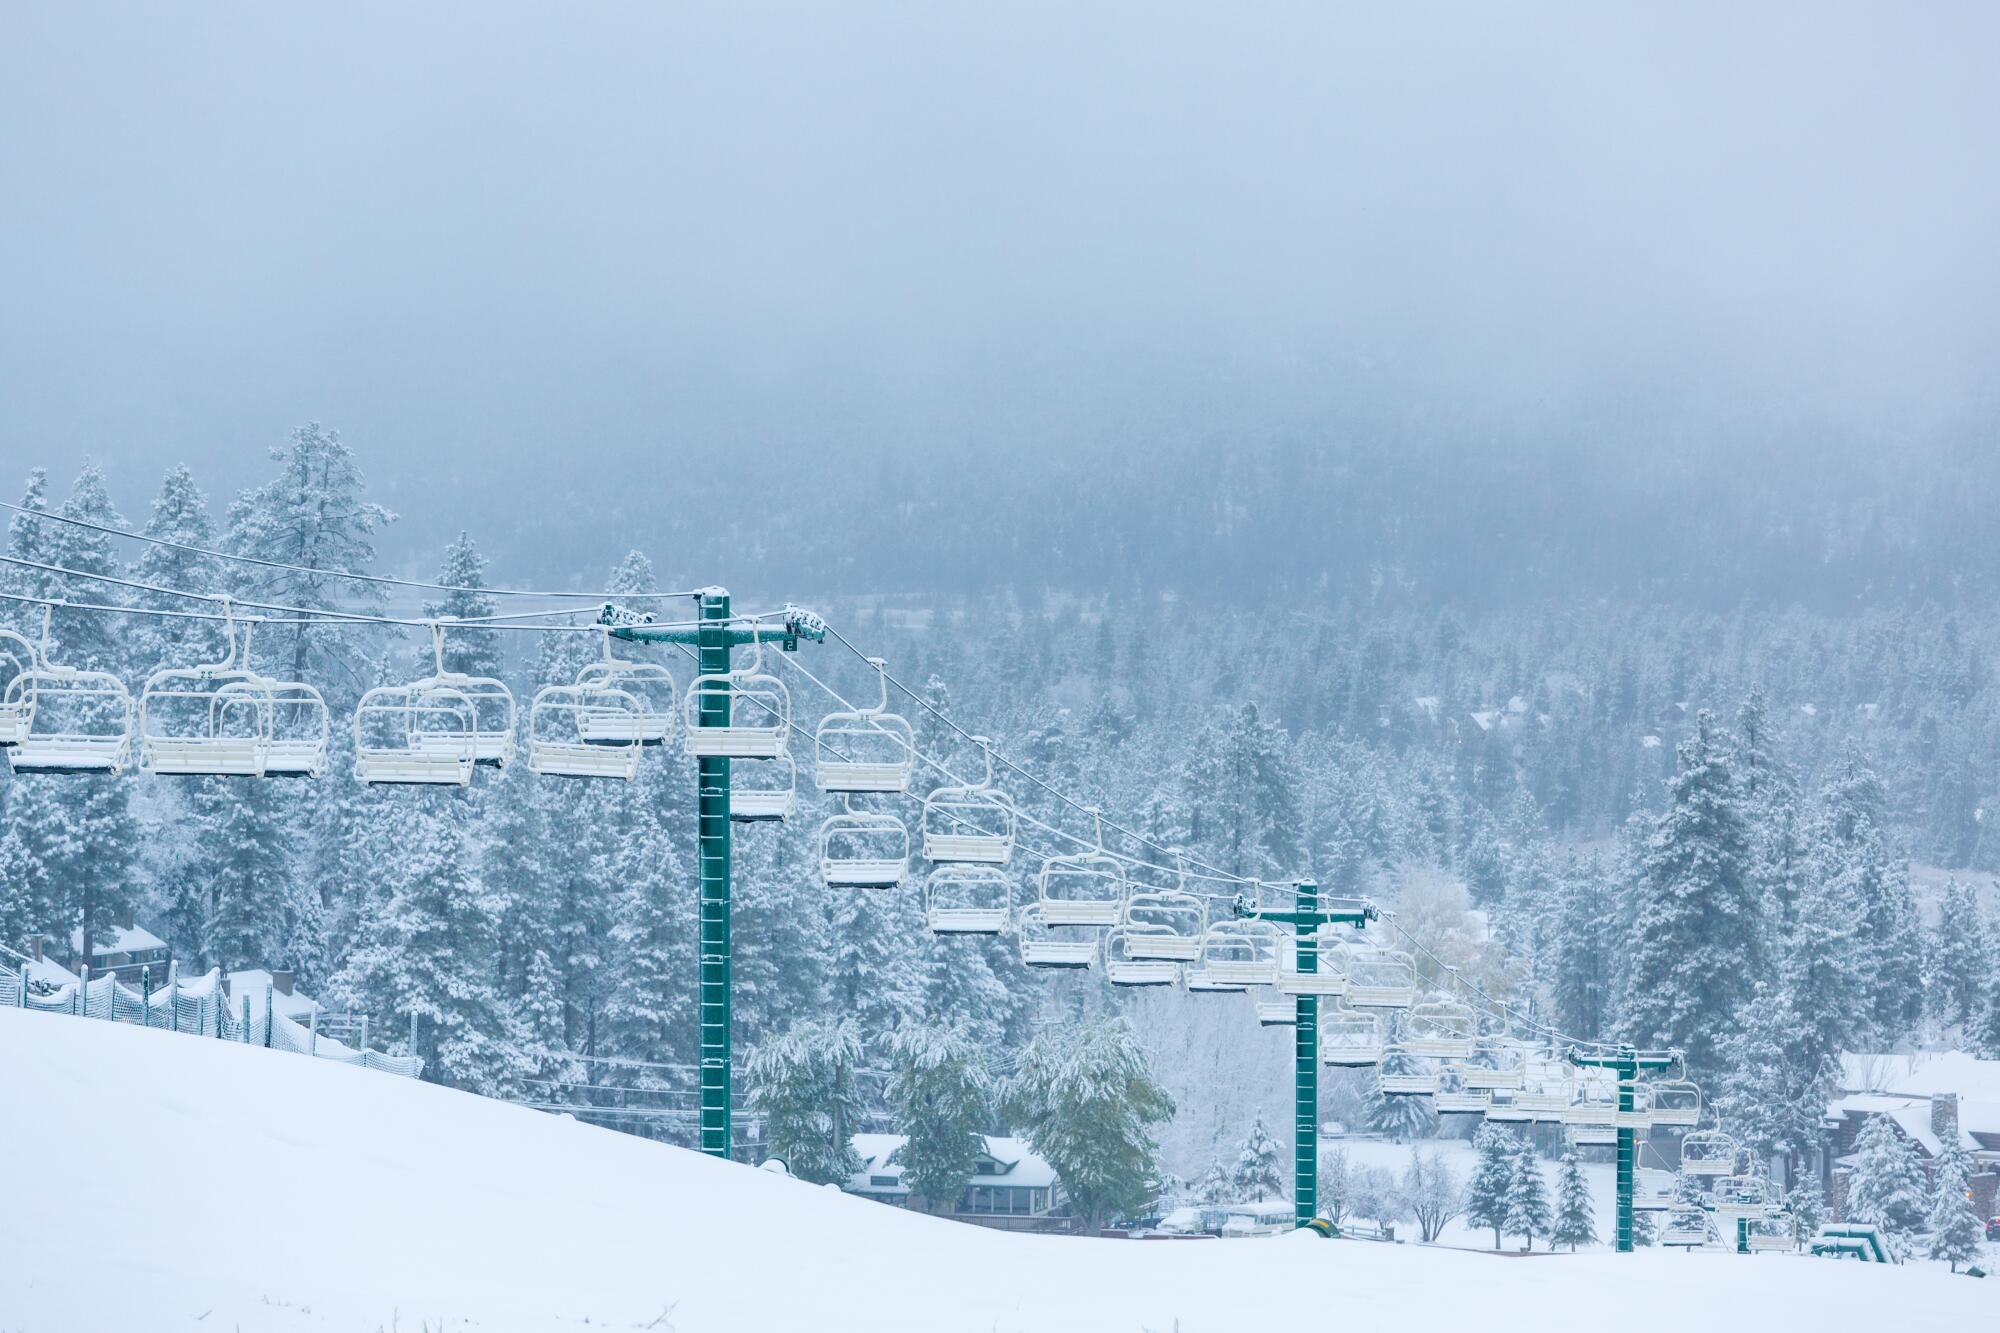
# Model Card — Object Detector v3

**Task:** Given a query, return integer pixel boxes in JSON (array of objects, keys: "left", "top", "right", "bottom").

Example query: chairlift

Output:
[
  {"left": 1434, "top": 1082, "right": 1492, "bottom": 1114},
  {"left": 136, "top": 601, "right": 273, "bottom": 776},
  {"left": 235, "top": 620, "right": 330, "bottom": 778},
  {"left": 819, "top": 799, "right": 910, "bottom": 888},
  {"left": 1036, "top": 810, "right": 1127, "bottom": 926},
  {"left": 1566, "top": 1122, "right": 1618, "bottom": 1149},
  {"left": 1484, "top": 1092, "right": 1533, "bottom": 1122},
  {"left": 1615, "top": 1085, "right": 1655, "bottom": 1132},
  {"left": 1404, "top": 997, "right": 1477, "bottom": 1058},
  {"left": 814, "top": 657, "right": 915, "bottom": 793},
  {"left": 730, "top": 753, "right": 798, "bottom": 822},
  {"left": 355, "top": 682, "right": 478, "bottom": 786},
  {"left": 0, "top": 624, "right": 40, "bottom": 745},
  {"left": 573, "top": 627, "right": 677, "bottom": 745},
  {"left": 923, "top": 864, "right": 1011, "bottom": 934},
  {"left": 1320, "top": 1009, "right": 1385, "bottom": 1066},
  {"left": 413, "top": 623, "right": 515, "bottom": 767},
  {"left": 1744, "top": 1213, "right": 1793, "bottom": 1252},
  {"left": 1103, "top": 925, "right": 1182, "bottom": 988},
  {"left": 1119, "top": 867, "right": 1207, "bottom": 961},
  {"left": 920, "top": 735, "right": 1015, "bottom": 863},
  {"left": 1254, "top": 991, "right": 1297, "bottom": 1026},
  {"left": 527, "top": 682, "right": 645, "bottom": 779},
  {"left": 1633, "top": 1168, "right": 1676, "bottom": 1212},
  {"left": 1376, "top": 1051, "right": 1441, "bottom": 1096},
  {"left": 1679, "top": 1130, "right": 1738, "bottom": 1177},
  {"left": 1513, "top": 1078, "right": 1574, "bottom": 1121},
  {"left": 1196, "top": 918, "right": 1283, "bottom": 988},
  {"left": 1276, "top": 932, "right": 1351, "bottom": 997},
  {"left": 5, "top": 603, "right": 133, "bottom": 775},
  {"left": 1645, "top": 1079, "right": 1702, "bottom": 1127},
  {"left": 1661, "top": 1206, "right": 1713, "bottom": 1248},
  {"left": 1184, "top": 967, "right": 1251, "bottom": 994},
  {"left": 683, "top": 622, "right": 791, "bottom": 758},
  {"left": 1343, "top": 946, "right": 1418, "bottom": 1009},
  {"left": 1016, "top": 903, "right": 1097, "bottom": 970},
  {"left": 1710, "top": 1173, "right": 1776, "bottom": 1222},
  {"left": 1454, "top": 1041, "right": 1527, "bottom": 1091}
]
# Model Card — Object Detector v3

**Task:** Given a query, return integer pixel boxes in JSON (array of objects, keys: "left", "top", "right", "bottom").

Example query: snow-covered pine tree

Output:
[
  {"left": 1230, "top": 1114, "right": 1287, "bottom": 1202},
  {"left": 747, "top": 1017, "right": 867, "bottom": 1185},
  {"left": 333, "top": 787, "right": 524, "bottom": 1096},
  {"left": 1003, "top": 1017, "right": 1174, "bottom": 1228},
  {"left": 827, "top": 876, "right": 924, "bottom": 1047},
  {"left": 1466, "top": 1124, "right": 1517, "bottom": 1249},
  {"left": 1367, "top": 1044, "right": 1439, "bottom": 1142},
  {"left": 1713, "top": 981, "right": 1837, "bottom": 1169},
  {"left": 1978, "top": 978, "right": 2000, "bottom": 1062},
  {"left": 42, "top": 462, "right": 130, "bottom": 670},
  {"left": 1504, "top": 1137, "right": 1552, "bottom": 1251},
  {"left": 1781, "top": 858, "right": 1870, "bottom": 1072},
  {"left": 886, "top": 1018, "right": 994, "bottom": 1212},
  {"left": 1551, "top": 857, "right": 1615, "bottom": 1040},
  {"left": 1617, "top": 710, "right": 1758, "bottom": 1076},
  {"left": 1928, "top": 878, "right": 1991, "bottom": 1032},
  {"left": 1808, "top": 746, "right": 1924, "bottom": 1045},
  {"left": 127, "top": 463, "right": 226, "bottom": 666},
  {"left": 3, "top": 468, "right": 59, "bottom": 599},
  {"left": 1784, "top": 1180, "right": 1825, "bottom": 1249},
  {"left": 1552, "top": 1153, "right": 1595, "bottom": 1251},
  {"left": 7, "top": 760, "right": 142, "bottom": 972},
  {"left": 1630, "top": 1205, "right": 1657, "bottom": 1247},
  {"left": 1844, "top": 1113, "right": 1927, "bottom": 1241},
  {"left": 225, "top": 423, "right": 394, "bottom": 691},
  {"left": 1923, "top": 1144, "right": 1983, "bottom": 1272},
  {"left": 417, "top": 532, "right": 500, "bottom": 678},
  {"left": 1193, "top": 1158, "right": 1232, "bottom": 1208}
]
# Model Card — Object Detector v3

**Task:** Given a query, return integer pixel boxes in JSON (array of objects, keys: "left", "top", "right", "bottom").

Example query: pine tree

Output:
[
  {"left": 127, "top": 463, "right": 226, "bottom": 667},
  {"left": 1194, "top": 1158, "right": 1232, "bottom": 1208},
  {"left": 1551, "top": 858, "right": 1614, "bottom": 1039},
  {"left": 747, "top": 1017, "right": 866, "bottom": 1184},
  {"left": 7, "top": 766, "right": 141, "bottom": 972},
  {"left": 42, "top": 462, "right": 130, "bottom": 670},
  {"left": 1713, "top": 982, "right": 1837, "bottom": 1167},
  {"left": 1003, "top": 1018, "right": 1174, "bottom": 1227},
  {"left": 1784, "top": 1181, "right": 1825, "bottom": 1249},
  {"left": 1552, "top": 1153, "right": 1596, "bottom": 1250},
  {"left": 1617, "top": 711, "right": 1758, "bottom": 1076},
  {"left": 1924, "top": 1144, "right": 1983, "bottom": 1272},
  {"left": 1928, "top": 878, "right": 1991, "bottom": 1032},
  {"left": 1230, "top": 1114, "right": 1288, "bottom": 1202},
  {"left": 1505, "top": 1137, "right": 1552, "bottom": 1251},
  {"left": 1630, "top": 1205, "right": 1657, "bottom": 1247},
  {"left": 886, "top": 1019, "right": 994, "bottom": 1212},
  {"left": 1844, "top": 1113, "right": 1927, "bottom": 1239},
  {"left": 3, "top": 468, "right": 58, "bottom": 599},
  {"left": 1367, "top": 1045, "right": 1439, "bottom": 1142},
  {"left": 418, "top": 532, "right": 500, "bottom": 678},
  {"left": 1466, "top": 1124, "right": 1517, "bottom": 1249}
]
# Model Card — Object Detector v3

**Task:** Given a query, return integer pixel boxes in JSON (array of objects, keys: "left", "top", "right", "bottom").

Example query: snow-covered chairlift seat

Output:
[
  {"left": 1254, "top": 991, "right": 1297, "bottom": 1026},
  {"left": 1276, "top": 933, "right": 1350, "bottom": 997},
  {"left": 1645, "top": 1079, "right": 1701, "bottom": 1127},
  {"left": 1403, "top": 998, "right": 1477, "bottom": 1058},
  {"left": 1016, "top": 903, "right": 1096, "bottom": 970},
  {"left": 1679, "top": 1130, "right": 1737, "bottom": 1177},
  {"left": 528, "top": 683, "right": 645, "bottom": 779},
  {"left": 1320, "top": 1009, "right": 1383, "bottom": 1065},
  {"left": 573, "top": 628, "right": 677, "bottom": 745},
  {"left": 136, "top": 608, "right": 273, "bottom": 777},
  {"left": 5, "top": 607, "right": 132, "bottom": 775},
  {"left": 1119, "top": 885, "right": 1207, "bottom": 961},
  {"left": 1197, "top": 919, "right": 1283, "bottom": 987},
  {"left": 1036, "top": 815, "right": 1128, "bottom": 927},
  {"left": 683, "top": 624, "right": 790, "bottom": 758},
  {"left": 731, "top": 753, "right": 798, "bottom": 822},
  {"left": 1343, "top": 947, "right": 1418, "bottom": 1009},
  {"left": 1660, "top": 1207, "right": 1712, "bottom": 1247},
  {"left": 923, "top": 864, "right": 1011, "bottom": 934},
  {"left": 0, "top": 625, "right": 41, "bottom": 745},
  {"left": 1453, "top": 1041, "right": 1527, "bottom": 1091},
  {"left": 1103, "top": 925, "right": 1183, "bottom": 988},
  {"left": 920, "top": 736, "right": 1015, "bottom": 863},
  {"left": 819, "top": 802, "right": 909, "bottom": 888},
  {"left": 1375, "top": 1051, "right": 1441, "bottom": 1096},
  {"left": 354, "top": 684, "right": 479, "bottom": 786},
  {"left": 813, "top": 657, "right": 915, "bottom": 793}
]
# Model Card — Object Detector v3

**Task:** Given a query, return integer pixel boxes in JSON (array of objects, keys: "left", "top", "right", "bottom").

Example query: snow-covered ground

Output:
[{"left": 2, "top": 1008, "right": 1992, "bottom": 1333}]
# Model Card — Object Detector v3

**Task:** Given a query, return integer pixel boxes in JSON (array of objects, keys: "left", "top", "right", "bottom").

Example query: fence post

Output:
[
  {"left": 308, "top": 1003, "right": 317, "bottom": 1057},
  {"left": 409, "top": 1010, "right": 418, "bottom": 1058},
  {"left": 139, "top": 965, "right": 151, "bottom": 1028},
  {"left": 168, "top": 961, "right": 180, "bottom": 1034},
  {"left": 77, "top": 962, "right": 88, "bottom": 1017},
  {"left": 359, "top": 1014, "right": 369, "bottom": 1056},
  {"left": 241, "top": 992, "right": 251, "bottom": 1043},
  {"left": 264, "top": 984, "right": 274, "bottom": 1048}
]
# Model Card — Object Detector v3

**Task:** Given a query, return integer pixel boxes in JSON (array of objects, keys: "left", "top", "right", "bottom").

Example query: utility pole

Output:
[
  {"left": 1237, "top": 882, "right": 1375, "bottom": 1229},
  {"left": 1567, "top": 1045, "right": 1676, "bottom": 1251},
  {"left": 606, "top": 590, "right": 825, "bottom": 1160}
]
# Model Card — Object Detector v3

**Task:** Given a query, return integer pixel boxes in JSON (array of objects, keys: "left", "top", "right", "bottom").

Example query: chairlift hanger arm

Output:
[
  {"left": 1566, "top": 1045, "right": 1680, "bottom": 1074},
  {"left": 601, "top": 601, "right": 826, "bottom": 650},
  {"left": 1232, "top": 891, "right": 1375, "bottom": 929}
]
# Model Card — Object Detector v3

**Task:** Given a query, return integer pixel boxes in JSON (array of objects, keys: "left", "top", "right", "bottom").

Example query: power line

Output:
[{"left": 1, "top": 499, "right": 706, "bottom": 601}]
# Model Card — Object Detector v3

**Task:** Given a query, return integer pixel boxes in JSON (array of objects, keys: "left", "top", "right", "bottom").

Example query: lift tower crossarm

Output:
[{"left": 599, "top": 600, "right": 827, "bottom": 650}]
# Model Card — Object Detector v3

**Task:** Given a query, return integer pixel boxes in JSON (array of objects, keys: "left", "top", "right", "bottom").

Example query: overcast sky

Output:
[{"left": 4, "top": 3, "right": 1997, "bottom": 545}]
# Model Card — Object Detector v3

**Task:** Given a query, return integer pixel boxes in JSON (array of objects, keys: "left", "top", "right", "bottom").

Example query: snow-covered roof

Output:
[
  {"left": 225, "top": 970, "right": 321, "bottom": 1022},
  {"left": 69, "top": 923, "right": 168, "bottom": 957},
  {"left": 1468, "top": 711, "right": 1497, "bottom": 732},
  {"left": 845, "top": 1134, "right": 1057, "bottom": 1195},
  {"left": 24, "top": 956, "right": 79, "bottom": 988},
  {"left": 1640, "top": 734, "right": 1662, "bottom": 749},
  {"left": 1838, "top": 1051, "right": 2000, "bottom": 1102}
]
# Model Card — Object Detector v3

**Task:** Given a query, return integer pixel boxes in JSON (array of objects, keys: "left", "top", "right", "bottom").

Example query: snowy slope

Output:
[{"left": 1, "top": 1009, "right": 1991, "bottom": 1333}]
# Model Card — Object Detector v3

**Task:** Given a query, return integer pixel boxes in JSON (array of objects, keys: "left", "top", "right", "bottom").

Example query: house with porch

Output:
[
  {"left": 1822, "top": 1051, "right": 2000, "bottom": 1222},
  {"left": 846, "top": 1133, "right": 1062, "bottom": 1229}
]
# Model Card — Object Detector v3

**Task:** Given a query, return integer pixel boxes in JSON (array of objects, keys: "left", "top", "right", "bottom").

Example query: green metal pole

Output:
[
  {"left": 1615, "top": 1059, "right": 1635, "bottom": 1253},
  {"left": 695, "top": 589, "right": 734, "bottom": 1159},
  {"left": 1294, "top": 879, "right": 1318, "bottom": 1229}
]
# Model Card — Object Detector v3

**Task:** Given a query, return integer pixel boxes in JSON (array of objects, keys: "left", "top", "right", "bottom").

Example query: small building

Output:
[
  {"left": 62, "top": 915, "right": 170, "bottom": 981},
  {"left": 846, "top": 1133, "right": 1061, "bottom": 1228},
  {"left": 223, "top": 969, "right": 322, "bottom": 1025},
  {"left": 1822, "top": 1051, "right": 2000, "bottom": 1222}
]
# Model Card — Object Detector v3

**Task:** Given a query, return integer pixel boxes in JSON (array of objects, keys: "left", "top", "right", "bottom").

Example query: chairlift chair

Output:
[
  {"left": 1633, "top": 1168, "right": 1676, "bottom": 1212},
  {"left": 1376, "top": 1051, "right": 1441, "bottom": 1096},
  {"left": 1513, "top": 1079, "right": 1575, "bottom": 1121},
  {"left": 1745, "top": 1214, "right": 1793, "bottom": 1252},
  {"left": 1016, "top": 903, "right": 1097, "bottom": 970},
  {"left": 355, "top": 682, "right": 478, "bottom": 786},
  {"left": 0, "top": 625, "right": 40, "bottom": 745},
  {"left": 1710, "top": 1173, "right": 1776, "bottom": 1222},
  {"left": 1103, "top": 925, "right": 1183, "bottom": 988},
  {"left": 1645, "top": 1080, "right": 1702, "bottom": 1127},
  {"left": 1320, "top": 1009, "right": 1385, "bottom": 1066},
  {"left": 1661, "top": 1206, "right": 1713, "bottom": 1248},
  {"left": 4, "top": 604, "right": 133, "bottom": 775},
  {"left": 1454, "top": 1042, "right": 1527, "bottom": 1091},
  {"left": 920, "top": 735, "right": 1015, "bottom": 863},
  {"left": 818, "top": 800, "right": 909, "bottom": 888},
  {"left": 1484, "top": 1092, "right": 1533, "bottom": 1122},
  {"left": 1254, "top": 991, "right": 1297, "bottom": 1026},
  {"left": 136, "top": 602, "right": 273, "bottom": 776},
  {"left": 1036, "top": 810, "right": 1128, "bottom": 926},
  {"left": 1343, "top": 947, "right": 1418, "bottom": 1008},
  {"left": 1184, "top": 968, "right": 1251, "bottom": 994},
  {"left": 527, "top": 682, "right": 645, "bottom": 779},
  {"left": 573, "top": 627, "right": 677, "bottom": 745},
  {"left": 682, "top": 623, "right": 791, "bottom": 758},
  {"left": 730, "top": 753, "right": 799, "bottom": 822},
  {"left": 221, "top": 616, "right": 328, "bottom": 778},
  {"left": 923, "top": 864, "right": 1011, "bottom": 934},
  {"left": 1119, "top": 877, "right": 1207, "bottom": 961},
  {"left": 1404, "top": 998, "right": 1477, "bottom": 1058},
  {"left": 1615, "top": 1085, "right": 1655, "bottom": 1132},
  {"left": 813, "top": 657, "right": 915, "bottom": 793},
  {"left": 1196, "top": 918, "right": 1283, "bottom": 988},
  {"left": 1566, "top": 1122, "right": 1618, "bottom": 1149},
  {"left": 1433, "top": 1070, "right": 1492, "bottom": 1114},
  {"left": 407, "top": 624, "right": 516, "bottom": 768},
  {"left": 1679, "top": 1130, "right": 1738, "bottom": 1177},
  {"left": 1276, "top": 933, "right": 1351, "bottom": 997}
]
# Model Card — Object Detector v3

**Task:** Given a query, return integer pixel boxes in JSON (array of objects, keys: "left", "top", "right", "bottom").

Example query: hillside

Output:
[{"left": 1, "top": 1009, "right": 1988, "bottom": 1333}]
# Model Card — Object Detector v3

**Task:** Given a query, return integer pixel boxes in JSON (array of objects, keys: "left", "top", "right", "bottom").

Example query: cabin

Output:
[
  {"left": 61, "top": 913, "right": 170, "bottom": 981},
  {"left": 223, "top": 969, "right": 323, "bottom": 1026},
  {"left": 1822, "top": 1051, "right": 2000, "bottom": 1222},
  {"left": 845, "top": 1133, "right": 1062, "bottom": 1229}
]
